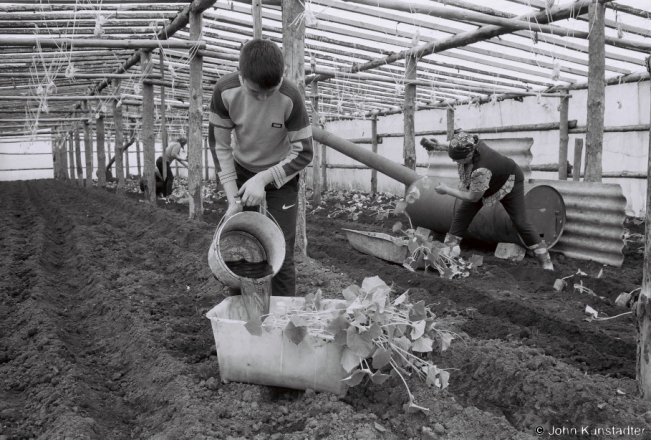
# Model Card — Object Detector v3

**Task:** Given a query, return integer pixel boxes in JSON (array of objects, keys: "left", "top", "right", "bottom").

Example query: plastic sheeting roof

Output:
[{"left": 0, "top": 0, "right": 650, "bottom": 141}]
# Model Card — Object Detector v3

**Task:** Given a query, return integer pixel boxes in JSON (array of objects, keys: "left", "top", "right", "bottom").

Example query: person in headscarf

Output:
[{"left": 433, "top": 131, "right": 553, "bottom": 270}]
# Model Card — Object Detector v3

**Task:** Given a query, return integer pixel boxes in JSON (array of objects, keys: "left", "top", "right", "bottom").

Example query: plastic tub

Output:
[{"left": 206, "top": 296, "right": 348, "bottom": 396}]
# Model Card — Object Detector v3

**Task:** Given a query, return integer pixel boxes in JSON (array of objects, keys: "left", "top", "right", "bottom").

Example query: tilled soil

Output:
[{"left": 1, "top": 179, "right": 650, "bottom": 440}]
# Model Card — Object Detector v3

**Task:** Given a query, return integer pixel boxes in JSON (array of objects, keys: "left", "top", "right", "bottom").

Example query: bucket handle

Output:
[{"left": 212, "top": 199, "right": 284, "bottom": 246}]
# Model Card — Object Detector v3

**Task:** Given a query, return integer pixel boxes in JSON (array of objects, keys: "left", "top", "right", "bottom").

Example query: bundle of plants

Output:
[{"left": 244, "top": 276, "right": 456, "bottom": 411}]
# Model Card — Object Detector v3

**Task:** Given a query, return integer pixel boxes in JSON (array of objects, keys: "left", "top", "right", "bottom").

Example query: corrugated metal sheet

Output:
[
  {"left": 529, "top": 180, "right": 627, "bottom": 267},
  {"left": 425, "top": 138, "right": 534, "bottom": 180}
]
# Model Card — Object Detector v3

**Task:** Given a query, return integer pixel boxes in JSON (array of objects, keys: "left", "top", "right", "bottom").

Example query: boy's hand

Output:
[
  {"left": 434, "top": 182, "right": 449, "bottom": 195},
  {"left": 238, "top": 171, "right": 273, "bottom": 207}
]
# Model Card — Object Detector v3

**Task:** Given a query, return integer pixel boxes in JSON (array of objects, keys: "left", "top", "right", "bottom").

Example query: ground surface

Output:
[{"left": 1, "top": 179, "right": 651, "bottom": 440}]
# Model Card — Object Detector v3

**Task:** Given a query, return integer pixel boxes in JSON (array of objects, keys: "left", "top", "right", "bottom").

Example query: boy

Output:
[
  {"left": 209, "top": 39, "right": 313, "bottom": 297},
  {"left": 140, "top": 136, "right": 188, "bottom": 197}
]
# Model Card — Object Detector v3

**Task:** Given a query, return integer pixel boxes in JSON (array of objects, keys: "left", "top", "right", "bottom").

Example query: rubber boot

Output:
[{"left": 530, "top": 241, "right": 554, "bottom": 271}]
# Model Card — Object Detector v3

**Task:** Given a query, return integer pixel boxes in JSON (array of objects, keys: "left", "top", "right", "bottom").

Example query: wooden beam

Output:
[
  {"left": 252, "top": 0, "right": 263, "bottom": 39},
  {"left": 67, "top": 135, "right": 75, "bottom": 181},
  {"left": 83, "top": 103, "right": 93, "bottom": 188},
  {"left": 188, "top": 10, "right": 204, "bottom": 220},
  {"left": 74, "top": 127, "right": 83, "bottom": 186},
  {"left": 0, "top": 37, "right": 206, "bottom": 50},
  {"left": 404, "top": 53, "right": 417, "bottom": 180},
  {"left": 638, "top": 55, "right": 651, "bottom": 402},
  {"left": 371, "top": 114, "right": 378, "bottom": 194},
  {"left": 141, "top": 49, "right": 156, "bottom": 205},
  {"left": 160, "top": 52, "right": 169, "bottom": 183},
  {"left": 283, "top": 0, "right": 307, "bottom": 259},
  {"left": 316, "top": 0, "right": 612, "bottom": 80},
  {"left": 558, "top": 93, "right": 570, "bottom": 180},
  {"left": 112, "top": 78, "right": 126, "bottom": 196},
  {"left": 584, "top": 2, "right": 606, "bottom": 183},
  {"left": 135, "top": 138, "right": 142, "bottom": 177},
  {"left": 573, "top": 138, "right": 583, "bottom": 182},
  {"left": 96, "top": 114, "right": 106, "bottom": 188},
  {"left": 311, "top": 81, "right": 322, "bottom": 205}
]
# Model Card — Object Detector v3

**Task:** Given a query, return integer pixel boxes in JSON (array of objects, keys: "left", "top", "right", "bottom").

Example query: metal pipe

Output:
[{"left": 312, "top": 126, "right": 421, "bottom": 186}]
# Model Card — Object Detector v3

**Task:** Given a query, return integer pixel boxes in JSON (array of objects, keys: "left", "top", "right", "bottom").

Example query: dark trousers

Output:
[
  {"left": 156, "top": 157, "right": 174, "bottom": 196},
  {"left": 234, "top": 161, "right": 299, "bottom": 297},
  {"left": 449, "top": 180, "right": 542, "bottom": 248}
]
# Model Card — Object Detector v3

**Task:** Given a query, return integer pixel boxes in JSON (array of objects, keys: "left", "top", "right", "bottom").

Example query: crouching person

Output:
[{"left": 432, "top": 132, "right": 553, "bottom": 270}]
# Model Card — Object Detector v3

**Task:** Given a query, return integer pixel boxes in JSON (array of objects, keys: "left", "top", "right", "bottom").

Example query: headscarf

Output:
[{"left": 448, "top": 132, "right": 478, "bottom": 160}]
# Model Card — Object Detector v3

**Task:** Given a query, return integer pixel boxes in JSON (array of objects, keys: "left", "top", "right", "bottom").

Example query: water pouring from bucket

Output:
[{"left": 208, "top": 211, "right": 286, "bottom": 321}]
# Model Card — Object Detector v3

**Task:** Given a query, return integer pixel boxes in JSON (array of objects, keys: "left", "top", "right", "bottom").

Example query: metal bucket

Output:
[
  {"left": 405, "top": 181, "right": 566, "bottom": 248},
  {"left": 208, "top": 211, "right": 286, "bottom": 289}
]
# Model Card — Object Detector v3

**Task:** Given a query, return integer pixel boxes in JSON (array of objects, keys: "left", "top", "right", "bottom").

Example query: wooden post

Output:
[
  {"left": 67, "top": 135, "right": 75, "bottom": 181},
  {"left": 83, "top": 102, "right": 93, "bottom": 188},
  {"left": 51, "top": 136, "right": 58, "bottom": 179},
  {"left": 204, "top": 136, "right": 209, "bottom": 181},
  {"left": 403, "top": 53, "right": 417, "bottom": 193},
  {"left": 573, "top": 138, "right": 583, "bottom": 182},
  {"left": 74, "top": 127, "right": 83, "bottom": 186},
  {"left": 321, "top": 142, "right": 328, "bottom": 192},
  {"left": 636, "top": 55, "right": 651, "bottom": 401},
  {"left": 96, "top": 113, "right": 106, "bottom": 188},
  {"left": 283, "top": 0, "right": 307, "bottom": 258},
  {"left": 125, "top": 142, "right": 130, "bottom": 178},
  {"left": 311, "top": 81, "right": 322, "bottom": 204},
  {"left": 371, "top": 115, "right": 378, "bottom": 194},
  {"left": 188, "top": 10, "right": 204, "bottom": 219},
  {"left": 446, "top": 108, "right": 455, "bottom": 141},
  {"left": 584, "top": 1, "right": 606, "bottom": 183},
  {"left": 113, "top": 78, "right": 126, "bottom": 196},
  {"left": 141, "top": 49, "right": 156, "bottom": 205},
  {"left": 252, "top": 0, "right": 263, "bottom": 39},
  {"left": 159, "top": 50, "right": 168, "bottom": 182},
  {"left": 135, "top": 138, "right": 142, "bottom": 177},
  {"left": 558, "top": 92, "right": 570, "bottom": 180},
  {"left": 60, "top": 136, "right": 69, "bottom": 180}
]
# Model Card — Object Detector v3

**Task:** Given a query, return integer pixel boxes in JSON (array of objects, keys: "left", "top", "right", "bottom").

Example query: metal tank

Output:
[{"left": 312, "top": 127, "right": 566, "bottom": 248}]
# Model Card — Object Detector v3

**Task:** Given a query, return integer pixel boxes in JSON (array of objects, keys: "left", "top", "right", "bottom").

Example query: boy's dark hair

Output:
[
  {"left": 177, "top": 136, "right": 187, "bottom": 146},
  {"left": 239, "top": 39, "right": 284, "bottom": 89}
]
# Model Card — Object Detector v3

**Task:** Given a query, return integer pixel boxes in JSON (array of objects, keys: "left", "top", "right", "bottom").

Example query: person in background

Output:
[
  {"left": 209, "top": 39, "right": 313, "bottom": 297},
  {"left": 432, "top": 132, "right": 554, "bottom": 270},
  {"left": 140, "top": 136, "right": 188, "bottom": 197}
]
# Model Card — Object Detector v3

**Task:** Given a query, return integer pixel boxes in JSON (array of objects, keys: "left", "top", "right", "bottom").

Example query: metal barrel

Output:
[{"left": 405, "top": 180, "right": 566, "bottom": 248}]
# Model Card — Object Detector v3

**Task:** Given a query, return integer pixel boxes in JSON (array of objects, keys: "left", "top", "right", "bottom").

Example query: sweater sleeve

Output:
[
  {"left": 209, "top": 83, "right": 237, "bottom": 185},
  {"left": 267, "top": 82, "right": 313, "bottom": 188}
]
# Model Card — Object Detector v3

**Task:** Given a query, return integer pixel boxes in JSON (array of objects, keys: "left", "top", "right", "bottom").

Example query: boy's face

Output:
[{"left": 239, "top": 75, "right": 283, "bottom": 101}]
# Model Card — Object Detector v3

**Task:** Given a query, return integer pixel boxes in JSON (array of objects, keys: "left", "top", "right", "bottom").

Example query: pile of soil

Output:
[{"left": 1, "top": 179, "right": 649, "bottom": 440}]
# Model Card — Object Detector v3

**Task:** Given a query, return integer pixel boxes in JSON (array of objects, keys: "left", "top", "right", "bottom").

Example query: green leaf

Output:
[
  {"left": 352, "top": 310, "right": 368, "bottom": 326},
  {"left": 341, "top": 348, "right": 362, "bottom": 372},
  {"left": 284, "top": 321, "right": 307, "bottom": 345},
  {"left": 407, "top": 238, "right": 420, "bottom": 254},
  {"left": 439, "top": 332, "right": 454, "bottom": 351},
  {"left": 411, "top": 320, "right": 426, "bottom": 340},
  {"left": 370, "top": 370, "right": 391, "bottom": 384},
  {"left": 342, "top": 369, "right": 366, "bottom": 386},
  {"left": 290, "top": 314, "right": 308, "bottom": 327},
  {"left": 361, "top": 276, "right": 390, "bottom": 295},
  {"left": 363, "top": 322, "right": 383, "bottom": 341},
  {"left": 326, "top": 314, "right": 350, "bottom": 335},
  {"left": 469, "top": 254, "right": 483, "bottom": 267},
  {"left": 392, "top": 221, "right": 403, "bottom": 232},
  {"left": 346, "top": 326, "right": 375, "bottom": 357},
  {"left": 425, "top": 365, "right": 439, "bottom": 387},
  {"left": 244, "top": 316, "right": 263, "bottom": 336},
  {"left": 342, "top": 285, "right": 360, "bottom": 301},
  {"left": 439, "top": 369, "right": 450, "bottom": 389},
  {"left": 372, "top": 348, "right": 392, "bottom": 369},
  {"left": 402, "top": 261, "right": 416, "bottom": 273},
  {"left": 393, "top": 291, "right": 409, "bottom": 306},
  {"left": 393, "top": 336, "right": 411, "bottom": 352},
  {"left": 333, "top": 329, "right": 347, "bottom": 346},
  {"left": 411, "top": 336, "right": 434, "bottom": 353},
  {"left": 376, "top": 211, "right": 388, "bottom": 221},
  {"left": 409, "top": 301, "right": 427, "bottom": 322},
  {"left": 393, "top": 200, "right": 408, "bottom": 215}
]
